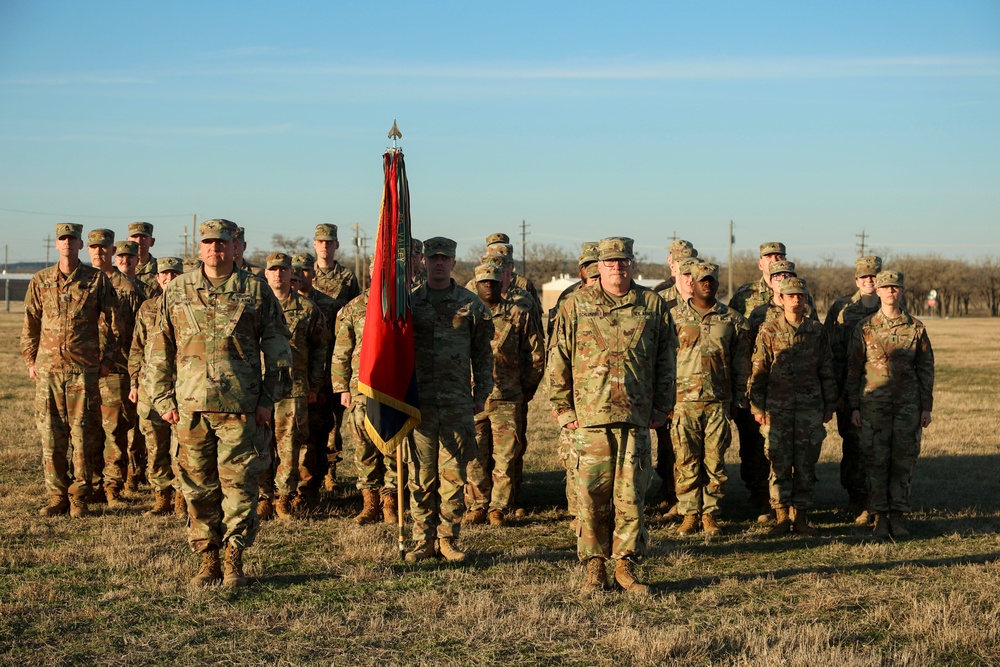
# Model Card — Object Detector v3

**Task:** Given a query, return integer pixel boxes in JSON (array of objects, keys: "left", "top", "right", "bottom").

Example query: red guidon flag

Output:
[{"left": 358, "top": 148, "right": 420, "bottom": 453}]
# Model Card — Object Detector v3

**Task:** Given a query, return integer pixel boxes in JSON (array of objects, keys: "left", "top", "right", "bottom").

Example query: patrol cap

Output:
[
  {"left": 584, "top": 263, "right": 601, "bottom": 280},
  {"left": 56, "top": 223, "right": 83, "bottom": 240},
  {"left": 266, "top": 252, "right": 292, "bottom": 270},
  {"left": 292, "top": 253, "right": 315, "bottom": 270},
  {"left": 411, "top": 238, "right": 423, "bottom": 255},
  {"left": 759, "top": 241, "right": 787, "bottom": 257},
  {"left": 598, "top": 237, "right": 635, "bottom": 261},
  {"left": 128, "top": 221, "right": 154, "bottom": 237},
  {"left": 474, "top": 264, "right": 503, "bottom": 283},
  {"left": 578, "top": 241, "right": 600, "bottom": 267},
  {"left": 768, "top": 260, "right": 797, "bottom": 277},
  {"left": 485, "top": 232, "right": 509, "bottom": 245},
  {"left": 182, "top": 258, "right": 203, "bottom": 273},
  {"left": 678, "top": 257, "right": 704, "bottom": 275},
  {"left": 691, "top": 262, "right": 719, "bottom": 282},
  {"left": 780, "top": 277, "right": 809, "bottom": 296},
  {"left": 115, "top": 240, "right": 138, "bottom": 257},
  {"left": 423, "top": 237, "right": 457, "bottom": 258},
  {"left": 200, "top": 219, "right": 236, "bottom": 241},
  {"left": 480, "top": 252, "right": 510, "bottom": 267},
  {"left": 669, "top": 239, "right": 694, "bottom": 253},
  {"left": 671, "top": 246, "right": 698, "bottom": 261},
  {"left": 488, "top": 242, "right": 514, "bottom": 257},
  {"left": 291, "top": 268, "right": 304, "bottom": 282},
  {"left": 235, "top": 226, "right": 247, "bottom": 243},
  {"left": 88, "top": 229, "right": 115, "bottom": 247},
  {"left": 157, "top": 257, "right": 184, "bottom": 274},
  {"left": 314, "top": 223, "right": 338, "bottom": 241},
  {"left": 876, "top": 270, "right": 904, "bottom": 288},
  {"left": 855, "top": 255, "right": 883, "bottom": 278}
]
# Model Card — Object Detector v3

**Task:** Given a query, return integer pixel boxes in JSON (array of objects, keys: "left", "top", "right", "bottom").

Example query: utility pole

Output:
[
  {"left": 191, "top": 214, "right": 198, "bottom": 258},
  {"left": 44, "top": 234, "right": 53, "bottom": 265},
  {"left": 353, "top": 223, "right": 362, "bottom": 282},
  {"left": 182, "top": 227, "right": 189, "bottom": 259},
  {"left": 361, "top": 232, "right": 370, "bottom": 290},
  {"left": 856, "top": 230, "right": 867, "bottom": 257},
  {"left": 670, "top": 230, "right": 678, "bottom": 242},
  {"left": 4, "top": 244, "right": 9, "bottom": 313},
  {"left": 520, "top": 219, "right": 529, "bottom": 276},
  {"left": 728, "top": 220, "right": 734, "bottom": 300}
]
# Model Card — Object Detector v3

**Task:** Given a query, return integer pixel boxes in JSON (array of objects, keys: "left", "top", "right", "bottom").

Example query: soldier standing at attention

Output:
[
  {"left": 824, "top": 255, "right": 882, "bottom": 331},
  {"left": 672, "top": 263, "right": 751, "bottom": 538},
  {"left": 233, "top": 227, "right": 265, "bottom": 278},
  {"left": 746, "top": 260, "right": 819, "bottom": 344},
  {"left": 149, "top": 219, "right": 291, "bottom": 587},
  {"left": 847, "top": 271, "right": 934, "bottom": 540},
  {"left": 312, "top": 223, "right": 361, "bottom": 491},
  {"left": 547, "top": 241, "right": 600, "bottom": 342},
  {"left": 22, "top": 223, "right": 120, "bottom": 518},
  {"left": 129, "top": 221, "right": 161, "bottom": 298},
  {"left": 749, "top": 277, "right": 837, "bottom": 536},
  {"left": 653, "top": 243, "right": 698, "bottom": 301},
  {"left": 549, "top": 237, "right": 676, "bottom": 596},
  {"left": 410, "top": 238, "right": 426, "bottom": 289},
  {"left": 405, "top": 237, "right": 494, "bottom": 563}
]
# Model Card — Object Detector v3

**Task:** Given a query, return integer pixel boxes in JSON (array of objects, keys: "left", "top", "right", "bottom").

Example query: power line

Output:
[{"left": 0, "top": 207, "right": 191, "bottom": 219}]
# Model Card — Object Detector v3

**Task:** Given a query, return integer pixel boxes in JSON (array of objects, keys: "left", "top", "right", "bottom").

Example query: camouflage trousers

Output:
[
  {"left": 138, "top": 407, "right": 177, "bottom": 492},
  {"left": 654, "top": 422, "right": 677, "bottom": 504},
  {"left": 673, "top": 401, "right": 733, "bottom": 517},
  {"left": 175, "top": 411, "right": 271, "bottom": 553},
  {"left": 735, "top": 407, "right": 768, "bottom": 500},
  {"left": 260, "top": 396, "right": 309, "bottom": 499},
  {"left": 836, "top": 406, "right": 867, "bottom": 504},
  {"left": 95, "top": 373, "right": 135, "bottom": 491},
  {"left": 467, "top": 400, "right": 521, "bottom": 512},
  {"left": 559, "top": 427, "right": 582, "bottom": 518},
  {"left": 761, "top": 407, "right": 826, "bottom": 509},
  {"left": 408, "top": 406, "right": 476, "bottom": 542},
  {"left": 574, "top": 424, "right": 650, "bottom": 562},
  {"left": 345, "top": 397, "right": 398, "bottom": 495},
  {"left": 510, "top": 397, "right": 530, "bottom": 509},
  {"left": 34, "top": 370, "right": 101, "bottom": 499},
  {"left": 303, "top": 384, "right": 336, "bottom": 493},
  {"left": 130, "top": 421, "right": 148, "bottom": 484},
  {"left": 861, "top": 401, "right": 922, "bottom": 513}
]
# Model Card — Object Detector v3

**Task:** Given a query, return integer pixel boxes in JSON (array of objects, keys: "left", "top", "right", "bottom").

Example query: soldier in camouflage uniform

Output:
[
  {"left": 749, "top": 278, "right": 837, "bottom": 536},
  {"left": 828, "top": 256, "right": 882, "bottom": 522},
  {"left": 746, "top": 260, "right": 818, "bottom": 343},
  {"left": 129, "top": 257, "right": 184, "bottom": 517},
  {"left": 233, "top": 226, "right": 265, "bottom": 278},
  {"left": 404, "top": 237, "right": 494, "bottom": 564},
  {"left": 549, "top": 237, "right": 676, "bottom": 596},
  {"left": 149, "top": 219, "right": 292, "bottom": 587},
  {"left": 411, "top": 238, "right": 426, "bottom": 289},
  {"left": 85, "top": 232, "right": 144, "bottom": 506},
  {"left": 129, "top": 222, "right": 161, "bottom": 298},
  {"left": 312, "top": 223, "right": 361, "bottom": 490},
  {"left": 464, "top": 264, "right": 545, "bottom": 526},
  {"left": 846, "top": 271, "right": 934, "bottom": 540},
  {"left": 672, "top": 262, "right": 751, "bottom": 538},
  {"left": 22, "top": 223, "right": 120, "bottom": 518},
  {"left": 547, "top": 241, "right": 600, "bottom": 342},
  {"left": 649, "top": 239, "right": 695, "bottom": 294}
]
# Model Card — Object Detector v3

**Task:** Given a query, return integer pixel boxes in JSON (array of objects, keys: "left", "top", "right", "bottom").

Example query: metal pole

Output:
[
  {"left": 4, "top": 244, "right": 8, "bottom": 313},
  {"left": 728, "top": 220, "right": 734, "bottom": 301}
]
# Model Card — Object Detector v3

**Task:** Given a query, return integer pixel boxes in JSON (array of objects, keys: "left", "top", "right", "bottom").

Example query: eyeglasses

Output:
[{"left": 599, "top": 258, "right": 633, "bottom": 267}]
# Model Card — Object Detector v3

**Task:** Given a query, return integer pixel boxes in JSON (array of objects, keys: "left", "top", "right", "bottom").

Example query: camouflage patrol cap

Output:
[
  {"left": 291, "top": 268, "right": 304, "bottom": 283},
  {"left": 485, "top": 232, "right": 509, "bottom": 245},
  {"left": 678, "top": 257, "right": 704, "bottom": 275},
  {"left": 488, "top": 242, "right": 514, "bottom": 257},
  {"left": 759, "top": 241, "right": 787, "bottom": 257},
  {"left": 87, "top": 229, "right": 115, "bottom": 247},
  {"left": 114, "top": 240, "right": 138, "bottom": 256},
  {"left": 480, "top": 252, "right": 510, "bottom": 267},
  {"left": 598, "top": 236, "right": 634, "bottom": 261},
  {"left": 855, "top": 255, "right": 883, "bottom": 278},
  {"left": 584, "top": 263, "right": 601, "bottom": 280},
  {"left": 292, "top": 253, "right": 315, "bottom": 270},
  {"left": 780, "top": 277, "right": 809, "bottom": 296},
  {"left": 768, "top": 260, "right": 797, "bottom": 277},
  {"left": 128, "top": 221, "right": 154, "bottom": 237},
  {"left": 876, "top": 270, "right": 904, "bottom": 288},
  {"left": 671, "top": 246, "right": 698, "bottom": 261},
  {"left": 423, "top": 237, "right": 457, "bottom": 258},
  {"left": 411, "top": 238, "right": 423, "bottom": 255},
  {"left": 156, "top": 257, "right": 183, "bottom": 274},
  {"left": 669, "top": 239, "right": 694, "bottom": 253},
  {"left": 474, "top": 264, "right": 503, "bottom": 283},
  {"left": 200, "top": 219, "right": 236, "bottom": 241},
  {"left": 182, "top": 258, "right": 203, "bottom": 273},
  {"left": 235, "top": 226, "right": 247, "bottom": 243},
  {"left": 56, "top": 223, "right": 83, "bottom": 240},
  {"left": 314, "top": 224, "right": 338, "bottom": 241},
  {"left": 691, "top": 262, "right": 719, "bottom": 282},
  {"left": 579, "top": 241, "right": 600, "bottom": 266},
  {"left": 266, "top": 252, "right": 292, "bottom": 270}
]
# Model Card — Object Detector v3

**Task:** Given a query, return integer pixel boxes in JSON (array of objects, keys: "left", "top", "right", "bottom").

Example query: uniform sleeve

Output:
[
  {"left": 149, "top": 291, "right": 178, "bottom": 415},
  {"left": 845, "top": 325, "right": 866, "bottom": 411},
  {"left": 728, "top": 287, "right": 747, "bottom": 317},
  {"left": 748, "top": 327, "right": 773, "bottom": 416},
  {"left": 306, "top": 306, "right": 328, "bottom": 393},
  {"left": 829, "top": 310, "right": 850, "bottom": 398},
  {"left": 330, "top": 306, "right": 356, "bottom": 393},
  {"left": 730, "top": 315, "right": 752, "bottom": 410},
  {"left": 96, "top": 273, "right": 121, "bottom": 370},
  {"left": 470, "top": 302, "right": 495, "bottom": 405},
  {"left": 128, "top": 306, "right": 149, "bottom": 388},
  {"left": 818, "top": 328, "right": 838, "bottom": 415},
  {"left": 257, "top": 289, "right": 293, "bottom": 410},
  {"left": 519, "top": 309, "right": 546, "bottom": 400},
  {"left": 652, "top": 305, "right": 677, "bottom": 420},
  {"left": 914, "top": 327, "right": 935, "bottom": 412},
  {"left": 547, "top": 300, "right": 578, "bottom": 427},
  {"left": 20, "top": 277, "right": 42, "bottom": 369}
]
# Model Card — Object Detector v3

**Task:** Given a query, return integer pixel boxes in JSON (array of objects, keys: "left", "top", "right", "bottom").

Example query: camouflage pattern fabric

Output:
[
  {"left": 654, "top": 422, "right": 676, "bottom": 504},
  {"left": 547, "top": 280, "right": 584, "bottom": 343},
  {"left": 300, "top": 286, "right": 342, "bottom": 492},
  {"left": 559, "top": 427, "right": 583, "bottom": 517},
  {"left": 264, "top": 395, "right": 309, "bottom": 497},
  {"left": 314, "top": 261, "right": 361, "bottom": 305},
  {"left": 672, "top": 401, "right": 732, "bottom": 516},
  {"left": 96, "top": 374, "right": 134, "bottom": 490},
  {"left": 747, "top": 300, "right": 817, "bottom": 344},
  {"left": 135, "top": 255, "right": 162, "bottom": 298},
  {"left": 823, "top": 290, "right": 860, "bottom": 339},
  {"left": 345, "top": 399, "right": 398, "bottom": 494},
  {"left": 467, "top": 400, "right": 521, "bottom": 512},
  {"left": 35, "top": 371, "right": 103, "bottom": 499},
  {"left": 727, "top": 276, "right": 771, "bottom": 318},
  {"left": 280, "top": 291, "right": 328, "bottom": 399},
  {"left": 129, "top": 296, "right": 176, "bottom": 492}
]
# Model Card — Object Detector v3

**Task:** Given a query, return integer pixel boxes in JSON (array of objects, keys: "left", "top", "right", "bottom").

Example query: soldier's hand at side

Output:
[
  {"left": 163, "top": 409, "right": 179, "bottom": 425},
  {"left": 99, "top": 363, "right": 111, "bottom": 379},
  {"left": 851, "top": 410, "right": 862, "bottom": 428},
  {"left": 754, "top": 413, "right": 767, "bottom": 426},
  {"left": 308, "top": 391, "right": 318, "bottom": 405},
  {"left": 565, "top": 420, "right": 579, "bottom": 431},
  {"left": 28, "top": 365, "right": 37, "bottom": 380},
  {"left": 128, "top": 387, "right": 138, "bottom": 404},
  {"left": 255, "top": 406, "right": 273, "bottom": 426},
  {"left": 920, "top": 411, "right": 932, "bottom": 428},
  {"left": 340, "top": 393, "right": 352, "bottom": 408},
  {"left": 823, "top": 412, "right": 833, "bottom": 424}
]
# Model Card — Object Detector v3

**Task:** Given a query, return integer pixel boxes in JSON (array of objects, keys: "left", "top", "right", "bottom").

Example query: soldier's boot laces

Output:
[
  {"left": 223, "top": 543, "right": 248, "bottom": 587},
  {"left": 354, "top": 488, "right": 381, "bottom": 525},
  {"left": 105, "top": 486, "right": 125, "bottom": 509},
  {"left": 69, "top": 496, "right": 90, "bottom": 518},
  {"left": 38, "top": 496, "right": 70, "bottom": 517},
  {"left": 888, "top": 511, "right": 910, "bottom": 539},
  {"left": 190, "top": 548, "right": 223, "bottom": 588},
  {"left": 145, "top": 489, "right": 174, "bottom": 517},
  {"left": 275, "top": 495, "right": 295, "bottom": 521},
  {"left": 677, "top": 514, "right": 701, "bottom": 537},
  {"left": 488, "top": 509, "right": 505, "bottom": 526},
  {"left": 792, "top": 508, "right": 817, "bottom": 536},
  {"left": 257, "top": 497, "right": 274, "bottom": 521},
  {"left": 404, "top": 540, "right": 438, "bottom": 563},
  {"left": 701, "top": 513, "right": 721, "bottom": 537},
  {"left": 872, "top": 512, "right": 890, "bottom": 540},
  {"left": 580, "top": 557, "right": 609, "bottom": 597},
  {"left": 174, "top": 490, "right": 187, "bottom": 517},
  {"left": 437, "top": 538, "right": 467, "bottom": 563},
  {"left": 614, "top": 558, "right": 650, "bottom": 596},
  {"left": 462, "top": 508, "right": 488, "bottom": 525},
  {"left": 768, "top": 507, "right": 792, "bottom": 536},
  {"left": 381, "top": 492, "right": 398, "bottom": 524}
]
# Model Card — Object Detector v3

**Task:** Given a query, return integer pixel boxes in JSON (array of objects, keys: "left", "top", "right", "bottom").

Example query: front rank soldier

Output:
[
  {"left": 149, "top": 219, "right": 292, "bottom": 588},
  {"left": 746, "top": 260, "right": 817, "bottom": 343},
  {"left": 22, "top": 223, "right": 120, "bottom": 518},
  {"left": 129, "top": 221, "right": 160, "bottom": 298}
]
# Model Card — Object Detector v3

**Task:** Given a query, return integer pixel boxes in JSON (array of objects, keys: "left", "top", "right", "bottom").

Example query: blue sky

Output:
[{"left": 1, "top": 1, "right": 998, "bottom": 267}]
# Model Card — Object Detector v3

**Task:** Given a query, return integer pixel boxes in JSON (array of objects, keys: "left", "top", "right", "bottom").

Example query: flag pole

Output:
[{"left": 388, "top": 118, "right": 407, "bottom": 558}]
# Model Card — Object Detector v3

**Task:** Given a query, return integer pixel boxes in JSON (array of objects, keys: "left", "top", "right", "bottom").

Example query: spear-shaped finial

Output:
[{"left": 388, "top": 119, "right": 402, "bottom": 149}]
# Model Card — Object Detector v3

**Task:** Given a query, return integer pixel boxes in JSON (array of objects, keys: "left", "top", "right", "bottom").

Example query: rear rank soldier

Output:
[
  {"left": 129, "top": 222, "right": 161, "bottom": 298},
  {"left": 746, "top": 260, "right": 817, "bottom": 343},
  {"left": 411, "top": 238, "right": 426, "bottom": 289},
  {"left": 234, "top": 227, "right": 265, "bottom": 278},
  {"left": 651, "top": 240, "right": 697, "bottom": 300},
  {"left": 547, "top": 242, "right": 600, "bottom": 342}
]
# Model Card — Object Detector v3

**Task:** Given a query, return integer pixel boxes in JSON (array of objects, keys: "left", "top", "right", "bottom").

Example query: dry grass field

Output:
[{"left": 2, "top": 313, "right": 1000, "bottom": 665}]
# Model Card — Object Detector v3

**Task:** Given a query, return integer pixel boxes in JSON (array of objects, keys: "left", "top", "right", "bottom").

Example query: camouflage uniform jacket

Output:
[
  {"left": 672, "top": 299, "right": 751, "bottom": 408},
  {"left": 21, "top": 263, "right": 120, "bottom": 374},
  {"left": 103, "top": 269, "right": 144, "bottom": 375},
  {"left": 845, "top": 310, "right": 934, "bottom": 412},
  {"left": 149, "top": 268, "right": 292, "bottom": 414},
  {"left": 749, "top": 315, "right": 837, "bottom": 417},
  {"left": 748, "top": 300, "right": 817, "bottom": 345},
  {"left": 279, "top": 291, "right": 328, "bottom": 398},
  {"left": 302, "top": 287, "right": 342, "bottom": 377},
  {"left": 315, "top": 261, "right": 361, "bottom": 305},
  {"left": 239, "top": 259, "right": 265, "bottom": 279},
  {"left": 549, "top": 281, "right": 676, "bottom": 429},
  {"left": 657, "top": 283, "right": 680, "bottom": 307},
  {"left": 830, "top": 297, "right": 880, "bottom": 397},
  {"left": 547, "top": 280, "right": 584, "bottom": 344},
  {"left": 129, "top": 295, "right": 161, "bottom": 416},
  {"left": 651, "top": 276, "right": 676, "bottom": 293},
  {"left": 823, "top": 290, "right": 860, "bottom": 335},
  {"left": 330, "top": 290, "right": 368, "bottom": 396},
  {"left": 485, "top": 297, "right": 545, "bottom": 403},
  {"left": 411, "top": 280, "right": 495, "bottom": 411},
  {"left": 728, "top": 277, "right": 771, "bottom": 317},
  {"left": 135, "top": 255, "right": 162, "bottom": 298}
]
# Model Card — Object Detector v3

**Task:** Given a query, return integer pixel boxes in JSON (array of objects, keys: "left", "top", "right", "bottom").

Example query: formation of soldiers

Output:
[{"left": 21, "top": 222, "right": 934, "bottom": 593}]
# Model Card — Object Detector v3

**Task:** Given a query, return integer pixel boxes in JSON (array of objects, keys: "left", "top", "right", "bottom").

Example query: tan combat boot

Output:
[
  {"left": 174, "top": 490, "right": 187, "bottom": 517},
  {"left": 888, "top": 511, "right": 910, "bottom": 539},
  {"left": 462, "top": 508, "right": 488, "bottom": 525},
  {"left": 664, "top": 502, "right": 682, "bottom": 523},
  {"left": 38, "top": 496, "right": 70, "bottom": 517},
  {"left": 275, "top": 495, "right": 295, "bottom": 521},
  {"left": 701, "top": 513, "right": 721, "bottom": 537},
  {"left": 677, "top": 513, "right": 701, "bottom": 537},
  {"left": 768, "top": 507, "right": 792, "bottom": 536},
  {"left": 145, "top": 489, "right": 174, "bottom": 517},
  {"left": 323, "top": 461, "right": 339, "bottom": 492},
  {"left": 124, "top": 472, "right": 139, "bottom": 494},
  {"left": 854, "top": 509, "right": 873, "bottom": 525},
  {"left": 223, "top": 543, "right": 248, "bottom": 587},
  {"left": 257, "top": 497, "right": 274, "bottom": 521},
  {"left": 69, "top": 496, "right": 90, "bottom": 518},
  {"left": 872, "top": 512, "right": 890, "bottom": 539},
  {"left": 105, "top": 486, "right": 125, "bottom": 509},
  {"left": 381, "top": 492, "right": 398, "bottom": 524},
  {"left": 488, "top": 509, "right": 505, "bottom": 526},
  {"left": 404, "top": 540, "right": 437, "bottom": 563},
  {"left": 614, "top": 558, "right": 650, "bottom": 596},
  {"left": 190, "top": 548, "right": 223, "bottom": 587},
  {"left": 792, "top": 508, "right": 817, "bottom": 535},
  {"left": 354, "top": 488, "right": 381, "bottom": 525},
  {"left": 580, "top": 557, "right": 609, "bottom": 597},
  {"left": 437, "top": 538, "right": 467, "bottom": 563}
]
